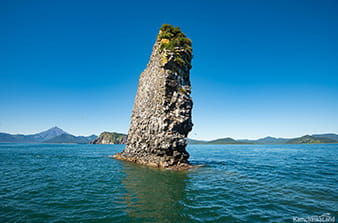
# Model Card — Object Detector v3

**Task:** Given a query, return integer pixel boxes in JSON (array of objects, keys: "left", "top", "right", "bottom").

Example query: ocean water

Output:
[{"left": 0, "top": 143, "right": 337, "bottom": 223}]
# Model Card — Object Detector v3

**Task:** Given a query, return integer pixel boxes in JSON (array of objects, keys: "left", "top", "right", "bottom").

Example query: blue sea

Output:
[{"left": 1, "top": 143, "right": 337, "bottom": 222}]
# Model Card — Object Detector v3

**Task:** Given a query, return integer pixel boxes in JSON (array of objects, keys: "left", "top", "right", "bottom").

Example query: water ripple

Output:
[{"left": 1, "top": 143, "right": 337, "bottom": 222}]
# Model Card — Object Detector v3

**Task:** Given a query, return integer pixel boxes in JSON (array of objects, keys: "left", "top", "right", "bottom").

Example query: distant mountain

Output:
[
  {"left": 35, "top": 126, "right": 68, "bottom": 141},
  {"left": 90, "top": 132, "right": 127, "bottom": 144},
  {"left": 188, "top": 137, "right": 281, "bottom": 145},
  {"left": 186, "top": 138, "right": 208, "bottom": 144},
  {"left": 286, "top": 135, "right": 336, "bottom": 144},
  {"left": 188, "top": 134, "right": 338, "bottom": 145},
  {"left": 0, "top": 133, "right": 22, "bottom": 143},
  {"left": 238, "top": 136, "right": 289, "bottom": 144},
  {"left": 2, "top": 128, "right": 337, "bottom": 145},
  {"left": 44, "top": 133, "right": 97, "bottom": 144},
  {"left": 187, "top": 137, "right": 246, "bottom": 145},
  {"left": 257, "top": 136, "right": 289, "bottom": 144},
  {"left": 312, "top": 133, "right": 338, "bottom": 141},
  {"left": 0, "top": 127, "right": 67, "bottom": 143},
  {"left": 0, "top": 127, "right": 98, "bottom": 144},
  {"left": 207, "top": 137, "right": 243, "bottom": 144},
  {"left": 86, "top": 135, "right": 99, "bottom": 142}
]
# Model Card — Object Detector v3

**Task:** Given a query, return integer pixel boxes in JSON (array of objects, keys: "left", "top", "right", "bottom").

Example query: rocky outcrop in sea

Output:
[
  {"left": 114, "top": 24, "right": 193, "bottom": 170},
  {"left": 90, "top": 132, "right": 127, "bottom": 144}
]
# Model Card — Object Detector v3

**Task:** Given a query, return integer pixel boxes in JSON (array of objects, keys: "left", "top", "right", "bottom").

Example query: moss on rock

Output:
[{"left": 157, "top": 24, "right": 192, "bottom": 70}]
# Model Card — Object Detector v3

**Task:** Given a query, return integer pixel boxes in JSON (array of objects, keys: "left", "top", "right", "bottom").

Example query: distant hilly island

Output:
[
  {"left": 187, "top": 134, "right": 338, "bottom": 145},
  {"left": 0, "top": 127, "right": 337, "bottom": 145}
]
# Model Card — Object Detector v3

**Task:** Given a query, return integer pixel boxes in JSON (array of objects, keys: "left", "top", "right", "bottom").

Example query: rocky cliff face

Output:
[
  {"left": 90, "top": 132, "right": 127, "bottom": 144},
  {"left": 114, "top": 24, "right": 193, "bottom": 169}
]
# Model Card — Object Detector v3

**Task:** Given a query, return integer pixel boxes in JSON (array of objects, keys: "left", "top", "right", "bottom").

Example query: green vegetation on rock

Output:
[
  {"left": 158, "top": 24, "right": 192, "bottom": 70},
  {"left": 158, "top": 24, "right": 192, "bottom": 52},
  {"left": 90, "top": 132, "right": 127, "bottom": 144}
]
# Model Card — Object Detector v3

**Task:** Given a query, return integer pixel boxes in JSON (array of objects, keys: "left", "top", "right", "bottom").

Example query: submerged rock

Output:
[{"left": 114, "top": 24, "right": 193, "bottom": 170}]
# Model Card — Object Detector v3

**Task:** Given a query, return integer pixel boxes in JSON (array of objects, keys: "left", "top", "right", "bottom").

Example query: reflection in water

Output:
[{"left": 120, "top": 161, "right": 190, "bottom": 222}]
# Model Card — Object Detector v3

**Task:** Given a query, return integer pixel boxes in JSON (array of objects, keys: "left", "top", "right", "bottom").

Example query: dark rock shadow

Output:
[{"left": 119, "top": 161, "right": 191, "bottom": 222}]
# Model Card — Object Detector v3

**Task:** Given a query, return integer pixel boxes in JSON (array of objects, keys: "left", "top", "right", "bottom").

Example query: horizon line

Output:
[{"left": 1, "top": 127, "right": 337, "bottom": 141}]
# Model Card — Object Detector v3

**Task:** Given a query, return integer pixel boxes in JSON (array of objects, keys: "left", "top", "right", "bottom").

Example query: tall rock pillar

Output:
[{"left": 114, "top": 24, "right": 193, "bottom": 169}]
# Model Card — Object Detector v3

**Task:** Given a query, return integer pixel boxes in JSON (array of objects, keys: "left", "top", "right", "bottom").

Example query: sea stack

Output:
[{"left": 114, "top": 24, "right": 193, "bottom": 169}]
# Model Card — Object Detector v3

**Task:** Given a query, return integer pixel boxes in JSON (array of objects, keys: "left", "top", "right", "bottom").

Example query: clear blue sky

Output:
[{"left": 1, "top": 0, "right": 337, "bottom": 140}]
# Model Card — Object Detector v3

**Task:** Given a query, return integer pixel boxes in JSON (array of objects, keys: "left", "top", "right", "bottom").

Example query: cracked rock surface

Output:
[{"left": 114, "top": 25, "right": 193, "bottom": 170}]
